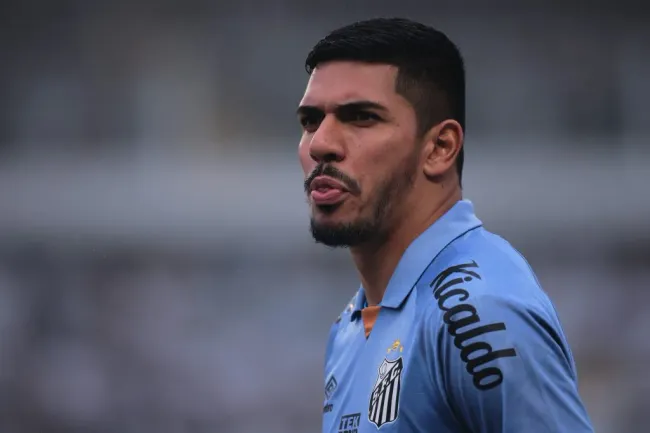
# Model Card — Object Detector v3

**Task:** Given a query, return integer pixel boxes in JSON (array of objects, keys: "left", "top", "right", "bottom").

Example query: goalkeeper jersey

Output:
[{"left": 322, "top": 199, "right": 594, "bottom": 433}]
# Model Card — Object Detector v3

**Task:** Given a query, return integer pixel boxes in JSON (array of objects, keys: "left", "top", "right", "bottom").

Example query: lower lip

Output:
[{"left": 311, "top": 188, "right": 347, "bottom": 205}]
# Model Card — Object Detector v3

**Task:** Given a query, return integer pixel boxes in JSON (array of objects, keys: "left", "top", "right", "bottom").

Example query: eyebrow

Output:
[{"left": 296, "top": 100, "right": 389, "bottom": 116}]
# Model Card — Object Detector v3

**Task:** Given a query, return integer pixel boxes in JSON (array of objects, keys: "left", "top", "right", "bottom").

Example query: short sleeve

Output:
[{"left": 429, "top": 292, "right": 594, "bottom": 433}]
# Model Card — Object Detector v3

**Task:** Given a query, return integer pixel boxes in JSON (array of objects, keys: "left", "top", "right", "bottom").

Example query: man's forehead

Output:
[{"left": 300, "top": 61, "right": 398, "bottom": 107}]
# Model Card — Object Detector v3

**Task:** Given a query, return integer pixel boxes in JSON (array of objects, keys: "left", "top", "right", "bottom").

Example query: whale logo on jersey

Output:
[{"left": 368, "top": 357, "right": 403, "bottom": 428}]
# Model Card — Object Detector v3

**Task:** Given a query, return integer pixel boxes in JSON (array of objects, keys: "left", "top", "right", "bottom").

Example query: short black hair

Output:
[{"left": 305, "top": 17, "right": 466, "bottom": 185}]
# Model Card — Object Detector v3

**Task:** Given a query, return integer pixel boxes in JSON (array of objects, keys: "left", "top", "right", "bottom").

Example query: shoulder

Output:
[
  {"left": 417, "top": 227, "right": 570, "bottom": 358},
  {"left": 333, "top": 291, "right": 358, "bottom": 325},
  {"left": 327, "top": 292, "right": 358, "bottom": 340},
  {"left": 425, "top": 226, "right": 554, "bottom": 315},
  {"left": 417, "top": 229, "right": 578, "bottom": 390},
  {"left": 325, "top": 291, "right": 359, "bottom": 362}
]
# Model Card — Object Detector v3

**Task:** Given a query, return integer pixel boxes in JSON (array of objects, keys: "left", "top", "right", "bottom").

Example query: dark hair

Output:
[{"left": 305, "top": 17, "right": 466, "bottom": 185}]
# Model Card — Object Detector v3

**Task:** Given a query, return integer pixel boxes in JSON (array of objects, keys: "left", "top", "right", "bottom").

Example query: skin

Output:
[{"left": 297, "top": 61, "right": 464, "bottom": 306}]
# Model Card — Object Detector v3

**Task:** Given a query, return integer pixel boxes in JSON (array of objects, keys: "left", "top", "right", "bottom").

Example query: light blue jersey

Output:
[{"left": 322, "top": 200, "right": 594, "bottom": 433}]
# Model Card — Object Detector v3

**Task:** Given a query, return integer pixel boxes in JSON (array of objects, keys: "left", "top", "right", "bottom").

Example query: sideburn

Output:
[{"left": 370, "top": 147, "right": 421, "bottom": 235}]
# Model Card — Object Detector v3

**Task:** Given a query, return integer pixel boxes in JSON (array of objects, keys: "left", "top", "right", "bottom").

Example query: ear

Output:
[{"left": 421, "top": 119, "right": 463, "bottom": 179}]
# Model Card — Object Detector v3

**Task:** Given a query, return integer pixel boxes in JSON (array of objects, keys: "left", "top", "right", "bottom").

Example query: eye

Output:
[
  {"left": 343, "top": 111, "right": 382, "bottom": 126},
  {"left": 354, "top": 112, "right": 379, "bottom": 121},
  {"left": 299, "top": 114, "right": 322, "bottom": 133}
]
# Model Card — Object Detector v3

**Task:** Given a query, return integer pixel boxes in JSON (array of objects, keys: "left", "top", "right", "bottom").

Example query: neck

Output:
[{"left": 351, "top": 186, "right": 462, "bottom": 306}]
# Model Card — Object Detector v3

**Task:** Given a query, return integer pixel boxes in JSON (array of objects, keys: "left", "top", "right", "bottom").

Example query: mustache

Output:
[{"left": 304, "top": 163, "right": 361, "bottom": 195}]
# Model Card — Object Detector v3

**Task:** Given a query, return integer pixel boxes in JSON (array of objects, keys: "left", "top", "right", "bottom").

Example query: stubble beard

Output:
[{"left": 309, "top": 158, "right": 418, "bottom": 248}]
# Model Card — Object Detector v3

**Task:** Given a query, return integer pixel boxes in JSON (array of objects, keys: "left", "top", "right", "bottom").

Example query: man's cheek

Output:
[{"left": 298, "top": 151, "right": 313, "bottom": 175}]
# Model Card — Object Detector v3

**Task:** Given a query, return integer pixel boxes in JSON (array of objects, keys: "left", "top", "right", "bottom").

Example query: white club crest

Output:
[{"left": 368, "top": 357, "right": 403, "bottom": 428}]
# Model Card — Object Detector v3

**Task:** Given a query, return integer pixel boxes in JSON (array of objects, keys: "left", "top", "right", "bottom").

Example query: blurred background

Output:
[{"left": 0, "top": 1, "right": 648, "bottom": 432}]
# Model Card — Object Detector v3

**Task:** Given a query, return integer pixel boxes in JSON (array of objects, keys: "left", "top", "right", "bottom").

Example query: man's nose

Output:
[{"left": 309, "top": 116, "right": 345, "bottom": 163}]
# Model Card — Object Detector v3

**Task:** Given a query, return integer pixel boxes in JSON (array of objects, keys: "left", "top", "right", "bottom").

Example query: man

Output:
[{"left": 296, "top": 18, "right": 595, "bottom": 433}]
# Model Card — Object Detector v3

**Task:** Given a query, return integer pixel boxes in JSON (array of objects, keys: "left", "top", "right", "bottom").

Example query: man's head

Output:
[{"left": 298, "top": 18, "right": 465, "bottom": 248}]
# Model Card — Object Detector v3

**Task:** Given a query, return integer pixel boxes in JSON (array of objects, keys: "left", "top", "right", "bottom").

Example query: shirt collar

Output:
[{"left": 351, "top": 199, "right": 482, "bottom": 319}]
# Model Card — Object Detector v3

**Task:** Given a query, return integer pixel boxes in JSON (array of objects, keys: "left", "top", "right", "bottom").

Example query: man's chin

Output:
[
  {"left": 310, "top": 210, "right": 356, "bottom": 233},
  {"left": 309, "top": 217, "right": 377, "bottom": 248},
  {"left": 311, "top": 200, "right": 345, "bottom": 216}
]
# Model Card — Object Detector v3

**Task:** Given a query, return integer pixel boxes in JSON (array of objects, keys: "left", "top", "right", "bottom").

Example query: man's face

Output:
[{"left": 297, "top": 61, "right": 421, "bottom": 247}]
